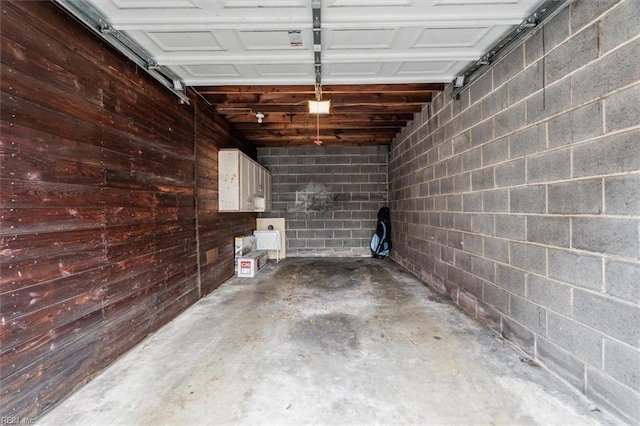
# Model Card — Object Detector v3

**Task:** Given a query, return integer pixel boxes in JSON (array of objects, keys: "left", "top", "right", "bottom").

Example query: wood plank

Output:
[{"left": 0, "top": 3, "right": 259, "bottom": 420}]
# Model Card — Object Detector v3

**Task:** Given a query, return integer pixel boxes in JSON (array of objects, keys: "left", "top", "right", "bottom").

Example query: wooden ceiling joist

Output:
[{"left": 194, "top": 83, "right": 444, "bottom": 147}]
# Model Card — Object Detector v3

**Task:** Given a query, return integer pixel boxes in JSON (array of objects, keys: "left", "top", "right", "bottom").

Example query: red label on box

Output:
[{"left": 240, "top": 261, "right": 251, "bottom": 268}]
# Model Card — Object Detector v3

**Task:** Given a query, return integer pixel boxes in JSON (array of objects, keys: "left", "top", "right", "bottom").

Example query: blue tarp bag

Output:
[{"left": 371, "top": 207, "right": 391, "bottom": 258}]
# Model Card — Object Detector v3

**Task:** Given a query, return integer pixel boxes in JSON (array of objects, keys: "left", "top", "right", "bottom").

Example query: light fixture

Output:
[
  {"left": 255, "top": 112, "right": 264, "bottom": 124},
  {"left": 308, "top": 99, "right": 330, "bottom": 114}
]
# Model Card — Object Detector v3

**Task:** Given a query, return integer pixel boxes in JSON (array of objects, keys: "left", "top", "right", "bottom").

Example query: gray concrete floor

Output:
[{"left": 38, "top": 258, "right": 616, "bottom": 425}]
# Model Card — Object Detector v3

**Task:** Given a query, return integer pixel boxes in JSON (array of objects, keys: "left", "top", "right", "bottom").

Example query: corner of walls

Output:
[
  {"left": 257, "top": 146, "right": 389, "bottom": 257},
  {"left": 193, "top": 94, "right": 257, "bottom": 296},
  {"left": 389, "top": 0, "right": 640, "bottom": 423}
]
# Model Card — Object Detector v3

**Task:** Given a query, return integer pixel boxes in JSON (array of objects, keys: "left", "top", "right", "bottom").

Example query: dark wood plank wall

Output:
[
  {"left": 194, "top": 100, "right": 256, "bottom": 296},
  {"left": 0, "top": 1, "right": 256, "bottom": 419}
]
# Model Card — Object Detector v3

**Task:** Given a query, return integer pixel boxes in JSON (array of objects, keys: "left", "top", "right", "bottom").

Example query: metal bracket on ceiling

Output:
[
  {"left": 53, "top": 0, "right": 190, "bottom": 105},
  {"left": 312, "top": 0, "right": 322, "bottom": 89},
  {"left": 451, "top": 0, "right": 570, "bottom": 98}
]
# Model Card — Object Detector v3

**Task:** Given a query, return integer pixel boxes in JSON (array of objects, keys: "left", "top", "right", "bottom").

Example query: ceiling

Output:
[{"left": 78, "top": 0, "right": 548, "bottom": 147}]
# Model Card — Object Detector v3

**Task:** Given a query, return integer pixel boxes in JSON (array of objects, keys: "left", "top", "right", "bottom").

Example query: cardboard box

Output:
[
  {"left": 234, "top": 236, "right": 256, "bottom": 271},
  {"left": 237, "top": 250, "right": 268, "bottom": 278}
]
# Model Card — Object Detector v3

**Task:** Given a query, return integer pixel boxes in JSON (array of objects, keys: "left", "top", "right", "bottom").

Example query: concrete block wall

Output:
[
  {"left": 257, "top": 146, "right": 388, "bottom": 257},
  {"left": 388, "top": 0, "right": 639, "bottom": 423}
]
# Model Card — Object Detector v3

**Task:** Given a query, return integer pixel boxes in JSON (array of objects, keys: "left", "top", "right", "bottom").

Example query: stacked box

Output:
[
  {"left": 234, "top": 236, "right": 256, "bottom": 271},
  {"left": 237, "top": 251, "right": 268, "bottom": 278}
]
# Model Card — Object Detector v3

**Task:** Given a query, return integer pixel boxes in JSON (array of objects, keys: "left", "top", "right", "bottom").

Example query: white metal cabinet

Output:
[{"left": 218, "top": 149, "right": 271, "bottom": 212}]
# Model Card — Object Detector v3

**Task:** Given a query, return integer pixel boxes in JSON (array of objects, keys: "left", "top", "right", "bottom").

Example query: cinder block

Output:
[
  {"left": 483, "top": 282, "right": 510, "bottom": 314},
  {"left": 546, "top": 24, "right": 599, "bottom": 85},
  {"left": 510, "top": 241, "right": 547, "bottom": 275},
  {"left": 342, "top": 238, "right": 362, "bottom": 247},
  {"left": 471, "top": 119, "right": 494, "bottom": 147},
  {"left": 447, "top": 194, "right": 463, "bottom": 211},
  {"left": 493, "top": 44, "right": 525, "bottom": 88},
  {"left": 435, "top": 162, "right": 448, "bottom": 179},
  {"left": 495, "top": 159, "right": 526, "bottom": 188},
  {"left": 463, "top": 192, "right": 483, "bottom": 212},
  {"left": 605, "top": 85, "right": 640, "bottom": 133},
  {"left": 472, "top": 214, "right": 495, "bottom": 236},
  {"left": 288, "top": 239, "right": 306, "bottom": 248},
  {"left": 509, "top": 62, "right": 543, "bottom": 104},
  {"left": 462, "top": 147, "right": 482, "bottom": 171},
  {"left": 477, "top": 299, "right": 502, "bottom": 332},
  {"left": 574, "top": 289, "right": 640, "bottom": 347},
  {"left": 297, "top": 230, "right": 315, "bottom": 239},
  {"left": 548, "top": 101, "right": 603, "bottom": 148},
  {"left": 450, "top": 266, "right": 483, "bottom": 298},
  {"left": 496, "top": 264, "right": 526, "bottom": 296},
  {"left": 484, "top": 237, "right": 509, "bottom": 263},
  {"left": 573, "top": 217, "right": 639, "bottom": 257},
  {"left": 509, "top": 124, "right": 547, "bottom": 159},
  {"left": 455, "top": 250, "right": 473, "bottom": 272},
  {"left": 469, "top": 70, "right": 493, "bottom": 105},
  {"left": 454, "top": 213, "right": 472, "bottom": 232},
  {"left": 447, "top": 156, "right": 463, "bottom": 176},
  {"left": 526, "top": 78, "right": 572, "bottom": 124},
  {"left": 527, "top": 216, "right": 570, "bottom": 248},
  {"left": 483, "top": 189, "right": 509, "bottom": 213},
  {"left": 604, "top": 338, "right": 640, "bottom": 391},
  {"left": 510, "top": 185, "right": 546, "bottom": 214},
  {"left": 444, "top": 229, "right": 458, "bottom": 248},
  {"left": 502, "top": 316, "right": 535, "bottom": 354},
  {"left": 573, "top": 131, "right": 640, "bottom": 178},
  {"left": 586, "top": 367, "right": 640, "bottom": 425},
  {"left": 548, "top": 248, "right": 603, "bottom": 291},
  {"left": 482, "top": 138, "right": 509, "bottom": 166},
  {"left": 548, "top": 178, "right": 603, "bottom": 214},
  {"left": 601, "top": 0, "right": 640, "bottom": 53},
  {"left": 452, "top": 131, "right": 472, "bottom": 155},
  {"left": 481, "top": 85, "right": 509, "bottom": 119},
  {"left": 454, "top": 172, "right": 471, "bottom": 193},
  {"left": 536, "top": 338, "right": 586, "bottom": 391},
  {"left": 472, "top": 167, "right": 495, "bottom": 191},
  {"left": 526, "top": 148, "right": 571, "bottom": 183},
  {"left": 570, "top": 0, "right": 621, "bottom": 34},
  {"left": 461, "top": 104, "right": 482, "bottom": 132},
  {"left": 438, "top": 140, "right": 454, "bottom": 162},
  {"left": 527, "top": 274, "right": 571, "bottom": 316},
  {"left": 495, "top": 102, "right": 526, "bottom": 138},
  {"left": 269, "top": 147, "right": 290, "bottom": 156},
  {"left": 510, "top": 295, "right": 547, "bottom": 334},
  {"left": 442, "top": 245, "right": 455, "bottom": 264},
  {"left": 314, "top": 229, "right": 333, "bottom": 239},
  {"left": 495, "top": 214, "right": 526, "bottom": 241},
  {"left": 543, "top": 5, "right": 570, "bottom": 51},
  {"left": 472, "top": 256, "right": 495, "bottom": 282},
  {"left": 463, "top": 233, "right": 483, "bottom": 255},
  {"left": 258, "top": 156, "right": 277, "bottom": 166},
  {"left": 325, "top": 239, "right": 343, "bottom": 248},
  {"left": 573, "top": 38, "right": 640, "bottom": 105},
  {"left": 524, "top": 29, "right": 544, "bottom": 66},
  {"left": 605, "top": 259, "right": 640, "bottom": 303},
  {"left": 458, "top": 290, "right": 478, "bottom": 317}
]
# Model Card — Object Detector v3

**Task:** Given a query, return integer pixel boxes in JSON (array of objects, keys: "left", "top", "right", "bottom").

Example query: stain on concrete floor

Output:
[{"left": 37, "top": 258, "right": 618, "bottom": 425}]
